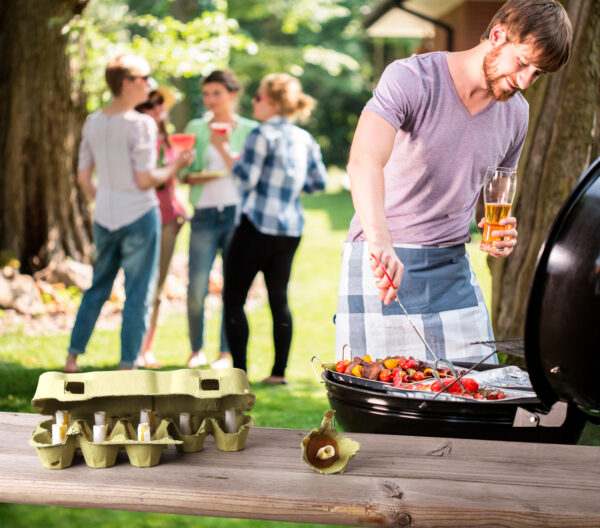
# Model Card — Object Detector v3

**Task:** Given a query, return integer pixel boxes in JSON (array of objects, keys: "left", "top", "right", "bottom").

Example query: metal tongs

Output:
[
  {"left": 370, "top": 254, "right": 439, "bottom": 362},
  {"left": 421, "top": 348, "right": 499, "bottom": 408},
  {"left": 370, "top": 253, "right": 496, "bottom": 404}
]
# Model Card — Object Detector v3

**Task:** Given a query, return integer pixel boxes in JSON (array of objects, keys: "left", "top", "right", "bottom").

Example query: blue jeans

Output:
[
  {"left": 188, "top": 205, "right": 236, "bottom": 353},
  {"left": 69, "top": 208, "right": 160, "bottom": 367}
]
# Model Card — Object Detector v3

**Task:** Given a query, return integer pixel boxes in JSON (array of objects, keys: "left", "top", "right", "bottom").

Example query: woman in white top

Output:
[{"left": 64, "top": 54, "right": 193, "bottom": 372}]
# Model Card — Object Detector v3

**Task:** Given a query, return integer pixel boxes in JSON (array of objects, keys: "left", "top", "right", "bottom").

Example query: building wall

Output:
[{"left": 432, "top": 1, "right": 503, "bottom": 51}]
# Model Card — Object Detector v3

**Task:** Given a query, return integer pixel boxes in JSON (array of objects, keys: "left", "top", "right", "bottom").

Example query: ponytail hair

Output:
[{"left": 261, "top": 73, "right": 315, "bottom": 121}]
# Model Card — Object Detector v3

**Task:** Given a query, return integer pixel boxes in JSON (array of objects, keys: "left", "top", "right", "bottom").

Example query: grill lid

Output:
[{"left": 524, "top": 156, "right": 600, "bottom": 415}]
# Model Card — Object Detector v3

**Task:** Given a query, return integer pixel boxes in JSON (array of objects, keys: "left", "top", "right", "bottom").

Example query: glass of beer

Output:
[{"left": 480, "top": 166, "right": 517, "bottom": 253}]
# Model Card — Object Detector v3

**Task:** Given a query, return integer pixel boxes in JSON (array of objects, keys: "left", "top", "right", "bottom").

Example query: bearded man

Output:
[{"left": 337, "top": 0, "right": 572, "bottom": 362}]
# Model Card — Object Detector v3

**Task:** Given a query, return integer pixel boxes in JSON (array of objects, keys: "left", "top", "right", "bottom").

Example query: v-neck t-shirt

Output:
[{"left": 346, "top": 51, "right": 529, "bottom": 246}]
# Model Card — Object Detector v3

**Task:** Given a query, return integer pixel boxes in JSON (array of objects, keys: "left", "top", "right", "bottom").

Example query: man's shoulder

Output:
[
  {"left": 385, "top": 52, "right": 445, "bottom": 76},
  {"left": 502, "top": 92, "right": 529, "bottom": 121}
]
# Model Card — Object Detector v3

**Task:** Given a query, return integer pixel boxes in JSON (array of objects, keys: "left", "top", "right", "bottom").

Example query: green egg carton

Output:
[{"left": 29, "top": 368, "right": 255, "bottom": 469}]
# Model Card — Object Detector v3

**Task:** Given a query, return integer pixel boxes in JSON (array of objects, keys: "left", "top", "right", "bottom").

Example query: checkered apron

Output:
[{"left": 335, "top": 242, "right": 495, "bottom": 363}]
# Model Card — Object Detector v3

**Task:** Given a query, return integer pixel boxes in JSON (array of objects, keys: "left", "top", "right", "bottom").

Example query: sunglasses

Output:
[
  {"left": 253, "top": 93, "right": 273, "bottom": 103},
  {"left": 138, "top": 95, "right": 164, "bottom": 111}
]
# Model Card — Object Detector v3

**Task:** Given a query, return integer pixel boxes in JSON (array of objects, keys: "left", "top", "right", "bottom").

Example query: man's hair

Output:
[
  {"left": 105, "top": 54, "right": 150, "bottom": 96},
  {"left": 481, "top": 0, "right": 572, "bottom": 73}
]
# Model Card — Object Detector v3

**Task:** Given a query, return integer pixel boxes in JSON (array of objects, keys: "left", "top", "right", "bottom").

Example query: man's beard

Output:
[{"left": 483, "top": 44, "right": 518, "bottom": 102}]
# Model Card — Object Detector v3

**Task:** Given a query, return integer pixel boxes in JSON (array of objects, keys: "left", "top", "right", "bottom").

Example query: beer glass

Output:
[{"left": 480, "top": 166, "right": 517, "bottom": 253}]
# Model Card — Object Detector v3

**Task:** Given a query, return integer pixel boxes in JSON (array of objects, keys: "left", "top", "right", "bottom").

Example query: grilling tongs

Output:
[{"left": 370, "top": 253, "right": 498, "bottom": 402}]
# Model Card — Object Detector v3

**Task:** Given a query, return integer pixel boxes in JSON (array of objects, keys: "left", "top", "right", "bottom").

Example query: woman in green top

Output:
[{"left": 181, "top": 70, "right": 258, "bottom": 369}]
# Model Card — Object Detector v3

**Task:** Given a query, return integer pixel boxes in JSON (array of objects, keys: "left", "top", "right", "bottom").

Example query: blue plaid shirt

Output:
[{"left": 233, "top": 116, "right": 327, "bottom": 237}]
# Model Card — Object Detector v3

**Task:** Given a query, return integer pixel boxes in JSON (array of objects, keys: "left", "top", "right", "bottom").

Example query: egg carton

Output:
[{"left": 29, "top": 369, "right": 255, "bottom": 469}]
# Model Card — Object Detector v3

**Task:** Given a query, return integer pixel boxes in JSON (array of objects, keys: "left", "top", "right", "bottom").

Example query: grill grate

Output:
[{"left": 470, "top": 338, "right": 525, "bottom": 358}]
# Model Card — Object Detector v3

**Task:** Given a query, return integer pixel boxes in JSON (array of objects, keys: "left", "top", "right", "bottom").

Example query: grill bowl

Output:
[{"left": 322, "top": 368, "right": 587, "bottom": 443}]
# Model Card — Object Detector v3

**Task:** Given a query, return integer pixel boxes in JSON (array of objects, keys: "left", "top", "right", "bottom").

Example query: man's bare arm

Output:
[{"left": 346, "top": 110, "right": 403, "bottom": 305}]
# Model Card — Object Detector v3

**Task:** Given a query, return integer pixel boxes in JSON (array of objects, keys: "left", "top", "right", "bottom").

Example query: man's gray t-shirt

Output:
[{"left": 346, "top": 51, "right": 529, "bottom": 246}]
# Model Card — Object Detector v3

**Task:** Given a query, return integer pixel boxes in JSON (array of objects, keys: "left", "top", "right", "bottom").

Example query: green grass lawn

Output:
[{"left": 0, "top": 176, "right": 597, "bottom": 526}]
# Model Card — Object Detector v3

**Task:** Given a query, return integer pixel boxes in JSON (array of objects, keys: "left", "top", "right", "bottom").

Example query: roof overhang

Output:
[{"left": 364, "top": 0, "right": 478, "bottom": 38}]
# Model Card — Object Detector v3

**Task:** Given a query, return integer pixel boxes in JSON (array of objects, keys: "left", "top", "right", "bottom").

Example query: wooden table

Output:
[{"left": 1, "top": 411, "right": 599, "bottom": 527}]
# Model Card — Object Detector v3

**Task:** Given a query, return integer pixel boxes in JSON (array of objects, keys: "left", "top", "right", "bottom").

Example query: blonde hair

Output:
[
  {"left": 261, "top": 73, "right": 315, "bottom": 120},
  {"left": 105, "top": 54, "right": 150, "bottom": 96}
]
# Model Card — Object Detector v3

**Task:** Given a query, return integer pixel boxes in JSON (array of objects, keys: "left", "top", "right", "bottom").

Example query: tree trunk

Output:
[
  {"left": 0, "top": 0, "right": 92, "bottom": 274},
  {"left": 490, "top": 0, "right": 600, "bottom": 340}
]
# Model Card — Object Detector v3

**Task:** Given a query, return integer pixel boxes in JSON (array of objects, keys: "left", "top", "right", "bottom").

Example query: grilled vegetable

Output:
[
  {"left": 335, "top": 360, "right": 350, "bottom": 373},
  {"left": 362, "top": 362, "right": 383, "bottom": 380}
]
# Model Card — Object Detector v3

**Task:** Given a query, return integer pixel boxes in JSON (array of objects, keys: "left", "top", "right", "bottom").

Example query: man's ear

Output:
[{"left": 488, "top": 24, "right": 508, "bottom": 47}]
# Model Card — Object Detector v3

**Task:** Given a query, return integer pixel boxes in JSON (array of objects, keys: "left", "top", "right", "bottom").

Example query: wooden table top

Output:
[{"left": 1, "top": 411, "right": 599, "bottom": 527}]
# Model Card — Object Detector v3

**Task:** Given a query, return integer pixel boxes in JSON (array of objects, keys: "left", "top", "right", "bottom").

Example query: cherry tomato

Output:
[
  {"left": 379, "top": 369, "right": 392, "bottom": 383},
  {"left": 335, "top": 360, "right": 350, "bottom": 373},
  {"left": 461, "top": 378, "right": 479, "bottom": 394},
  {"left": 412, "top": 371, "right": 425, "bottom": 382},
  {"left": 430, "top": 378, "right": 462, "bottom": 395},
  {"left": 403, "top": 359, "right": 418, "bottom": 370}
]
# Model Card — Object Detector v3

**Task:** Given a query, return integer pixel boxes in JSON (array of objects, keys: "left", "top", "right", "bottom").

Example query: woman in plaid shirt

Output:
[{"left": 211, "top": 73, "right": 327, "bottom": 384}]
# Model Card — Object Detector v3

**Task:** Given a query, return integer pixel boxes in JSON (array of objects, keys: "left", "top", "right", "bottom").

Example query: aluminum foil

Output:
[{"left": 466, "top": 366, "right": 532, "bottom": 389}]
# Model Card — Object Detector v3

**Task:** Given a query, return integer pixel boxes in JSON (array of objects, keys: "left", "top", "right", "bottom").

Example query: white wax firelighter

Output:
[
  {"left": 140, "top": 409, "right": 155, "bottom": 431},
  {"left": 55, "top": 410, "right": 70, "bottom": 428},
  {"left": 138, "top": 422, "right": 151, "bottom": 442},
  {"left": 224, "top": 408, "right": 237, "bottom": 434},
  {"left": 316, "top": 445, "right": 336, "bottom": 460},
  {"left": 93, "top": 424, "right": 107, "bottom": 443},
  {"left": 52, "top": 423, "right": 67, "bottom": 444},
  {"left": 179, "top": 412, "right": 192, "bottom": 435},
  {"left": 94, "top": 411, "right": 106, "bottom": 426}
]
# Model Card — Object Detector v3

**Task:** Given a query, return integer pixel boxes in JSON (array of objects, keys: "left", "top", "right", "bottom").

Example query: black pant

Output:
[{"left": 223, "top": 216, "right": 301, "bottom": 376}]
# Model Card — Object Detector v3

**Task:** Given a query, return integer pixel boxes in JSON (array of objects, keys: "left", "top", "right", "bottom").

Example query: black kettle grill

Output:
[{"left": 324, "top": 157, "right": 600, "bottom": 444}]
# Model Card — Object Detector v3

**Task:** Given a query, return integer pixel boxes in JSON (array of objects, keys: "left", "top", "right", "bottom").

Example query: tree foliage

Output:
[
  {"left": 64, "top": 0, "right": 255, "bottom": 111},
  {"left": 226, "top": 0, "right": 374, "bottom": 167}
]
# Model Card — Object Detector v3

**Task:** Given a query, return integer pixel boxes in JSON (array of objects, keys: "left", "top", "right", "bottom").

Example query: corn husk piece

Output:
[{"left": 301, "top": 409, "right": 360, "bottom": 474}]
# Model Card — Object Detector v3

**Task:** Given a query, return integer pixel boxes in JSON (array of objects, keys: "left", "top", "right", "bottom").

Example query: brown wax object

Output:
[{"left": 306, "top": 434, "right": 339, "bottom": 469}]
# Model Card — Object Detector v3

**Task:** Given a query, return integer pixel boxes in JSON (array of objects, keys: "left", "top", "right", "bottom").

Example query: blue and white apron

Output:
[{"left": 335, "top": 242, "right": 495, "bottom": 363}]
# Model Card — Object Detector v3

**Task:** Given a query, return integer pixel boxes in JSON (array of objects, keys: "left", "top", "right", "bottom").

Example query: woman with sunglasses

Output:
[
  {"left": 180, "top": 71, "right": 258, "bottom": 369},
  {"left": 211, "top": 73, "right": 328, "bottom": 384},
  {"left": 133, "top": 87, "right": 187, "bottom": 368},
  {"left": 64, "top": 55, "right": 193, "bottom": 373}
]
